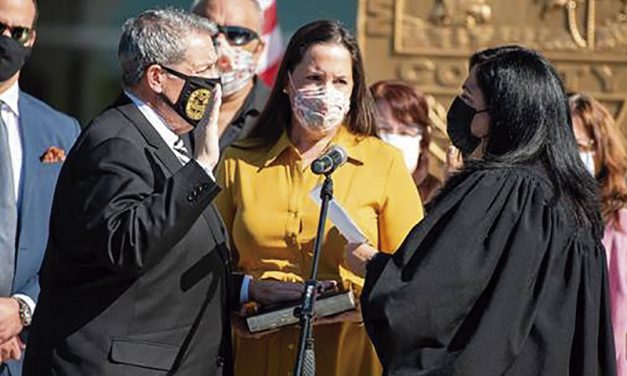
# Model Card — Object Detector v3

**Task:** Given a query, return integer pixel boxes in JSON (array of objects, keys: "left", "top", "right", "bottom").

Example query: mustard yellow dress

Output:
[{"left": 215, "top": 126, "right": 423, "bottom": 376}]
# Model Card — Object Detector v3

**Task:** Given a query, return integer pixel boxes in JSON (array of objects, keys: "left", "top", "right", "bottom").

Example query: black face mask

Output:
[
  {"left": 0, "top": 35, "right": 31, "bottom": 82},
  {"left": 160, "top": 66, "right": 221, "bottom": 127},
  {"left": 446, "top": 96, "right": 488, "bottom": 155}
]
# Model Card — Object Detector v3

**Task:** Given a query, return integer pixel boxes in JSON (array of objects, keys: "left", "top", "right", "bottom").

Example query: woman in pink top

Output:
[{"left": 570, "top": 93, "right": 627, "bottom": 375}]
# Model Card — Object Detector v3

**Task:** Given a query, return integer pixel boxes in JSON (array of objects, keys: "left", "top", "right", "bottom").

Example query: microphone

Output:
[{"left": 311, "top": 145, "right": 348, "bottom": 175}]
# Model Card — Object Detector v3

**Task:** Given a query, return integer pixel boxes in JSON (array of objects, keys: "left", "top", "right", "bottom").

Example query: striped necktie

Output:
[
  {"left": 173, "top": 137, "right": 191, "bottom": 165},
  {"left": 0, "top": 103, "right": 17, "bottom": 296}
]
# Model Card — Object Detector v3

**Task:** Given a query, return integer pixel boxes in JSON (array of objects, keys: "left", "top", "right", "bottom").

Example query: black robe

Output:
[{"left": 361, "top": 166, "right": 616, "bottom": 375}]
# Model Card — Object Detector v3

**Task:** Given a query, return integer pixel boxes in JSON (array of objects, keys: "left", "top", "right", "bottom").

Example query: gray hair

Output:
[{"left": 118, "top": 8, "right": 218, "bottom": 87}]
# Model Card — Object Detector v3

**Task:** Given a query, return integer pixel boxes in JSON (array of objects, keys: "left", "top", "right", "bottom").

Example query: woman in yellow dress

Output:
[{"left": 215, "top": 20, "right": 423, "bottom": 376}]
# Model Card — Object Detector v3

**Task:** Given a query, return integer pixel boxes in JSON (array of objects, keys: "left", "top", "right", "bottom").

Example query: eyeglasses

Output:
[
  {"left": 0, "top": 22, "right": 32, "bottom": 45},
  {"left": 217, "top": 25, "right": 259, "bottom": 46}
]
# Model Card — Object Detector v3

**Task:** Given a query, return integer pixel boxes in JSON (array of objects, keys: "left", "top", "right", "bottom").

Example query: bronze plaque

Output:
[{"left": 358, "top": 0, "right": 627, "bottom": 174}]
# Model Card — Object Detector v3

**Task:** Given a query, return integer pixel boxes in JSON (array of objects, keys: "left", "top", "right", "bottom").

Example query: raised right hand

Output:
[{"left": 193, "top": 85, "right": 222, "bottom": 171}]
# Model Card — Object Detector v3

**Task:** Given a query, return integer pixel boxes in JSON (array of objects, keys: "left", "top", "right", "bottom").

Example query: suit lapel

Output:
[
  {"left": 18, "top": 94, "right": 38, "bottom": 215},
  {"left": 115, "top": 95, "right": 183, "bottom": 177},
  {"left": 115, "top": 95, "right": 229, "bottom": 263}
]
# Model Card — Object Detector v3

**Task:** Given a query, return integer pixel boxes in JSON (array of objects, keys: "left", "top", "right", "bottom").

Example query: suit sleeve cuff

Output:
[
  {"left": 194, "top": 158, "right": 216, "bottom": 181},
  {"left": 12, "top": 294, "right": 36, "bottom": 314},
  {"left": 240, "top": 275, "right": 252, "bottom": 304}
]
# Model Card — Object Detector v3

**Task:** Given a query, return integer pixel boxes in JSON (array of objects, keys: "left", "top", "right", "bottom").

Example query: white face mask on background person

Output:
[
  {"left": 289, "top": 75, "right": 351, "bottom": 133},
  {"left": 380, "top": 132, "right": 422, "bottom": 172},
  {"left": 217, "top": 41, "right": 257, "bottom": 97},
  {"left": 579, "top": 151, "right": 596, "bottom": 176}
]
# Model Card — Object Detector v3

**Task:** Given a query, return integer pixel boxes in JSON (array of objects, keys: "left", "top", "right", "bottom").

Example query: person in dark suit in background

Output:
[
  {"left": 192, "top": 0, "right": 270, "bottom": 151},
  {"left": 23, "top": 7, "right": 302, "bottom": 376},
  {"left": 0, "top": 0, "right": 80, "bottom": 374}
]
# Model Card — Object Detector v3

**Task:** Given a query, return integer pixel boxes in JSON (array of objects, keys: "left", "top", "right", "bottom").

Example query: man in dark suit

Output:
[
  {"left": 0, "top": 0, "right": 81, "bottom": 374},
  {"left": 22, "top": 8, "right": 304, "bottom": 376}
]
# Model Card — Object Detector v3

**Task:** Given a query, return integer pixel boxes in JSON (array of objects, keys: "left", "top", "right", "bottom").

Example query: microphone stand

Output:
[{"left": 293, "top": 172, "right": 334, "bottom": 376}]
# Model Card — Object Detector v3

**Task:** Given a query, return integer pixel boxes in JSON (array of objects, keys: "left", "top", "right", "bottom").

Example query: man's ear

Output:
[
  {"left": 145, "top": 64, "right": 166, "bottom": 93},
  {"left": 251, "top": 38, "right": 266, "bottom": 64},
  {"left": 25, "top": 29, "right": 36, "bottom": 48}
]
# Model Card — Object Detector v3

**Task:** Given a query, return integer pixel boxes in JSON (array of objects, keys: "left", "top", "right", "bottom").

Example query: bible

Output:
[{"left": 245, "top": 289, "right": 357, "bottom": 333}]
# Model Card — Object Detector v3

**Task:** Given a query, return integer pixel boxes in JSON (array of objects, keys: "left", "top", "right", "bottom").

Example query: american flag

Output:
[{"left": 257, "top": 0, "right": 283, "bottom": 86}]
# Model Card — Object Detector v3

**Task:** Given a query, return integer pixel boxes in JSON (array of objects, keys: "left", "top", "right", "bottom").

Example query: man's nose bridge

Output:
[
  {"left": 216, "top": 36, "right": 234, "bottom": 71},
  {"left": 0, "top": 28, "right": 12, "bottom": 38}
]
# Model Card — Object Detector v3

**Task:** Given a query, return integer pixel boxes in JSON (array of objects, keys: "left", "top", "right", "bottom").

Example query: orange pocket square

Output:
[{"left": 40, "top": 146, "right": 66, "bottom": 163}]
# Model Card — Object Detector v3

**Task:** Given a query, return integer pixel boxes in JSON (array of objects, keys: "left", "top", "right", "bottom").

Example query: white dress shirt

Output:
[
  {"left": 125, "top": 91, "right": 191, "bottom": 164},
  {"left": 0, "top": 82, "right": 36, "bottom": 314}
]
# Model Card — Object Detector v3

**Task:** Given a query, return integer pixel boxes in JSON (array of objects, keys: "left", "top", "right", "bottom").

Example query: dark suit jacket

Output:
[
  {"left": 1, "top": 92, "right": 80, "bottom": 376},
  {"left": 23, "top": 95, "right": 240, "bottom": 376}
]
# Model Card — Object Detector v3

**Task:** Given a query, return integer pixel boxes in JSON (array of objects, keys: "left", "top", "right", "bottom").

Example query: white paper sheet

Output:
[{"left": 310, "top": 185, "right": 367, "bottom": 244}]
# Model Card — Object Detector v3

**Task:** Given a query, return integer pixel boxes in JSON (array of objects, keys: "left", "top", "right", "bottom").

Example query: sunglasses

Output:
[
  {"left": 0, "top": 22, "right": 32, "bottom": 45},
  {"left": 217, "top": 25, "right": 259, "bottom": 47}
]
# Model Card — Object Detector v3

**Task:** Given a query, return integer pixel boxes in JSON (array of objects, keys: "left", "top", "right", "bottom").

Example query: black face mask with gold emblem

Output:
[{"left": 160, "top": 66, "right": 221, "bottom": 127}]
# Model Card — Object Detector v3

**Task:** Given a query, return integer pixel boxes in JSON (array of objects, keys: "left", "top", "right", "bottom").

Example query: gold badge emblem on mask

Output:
[{"left": 185, "top": 88, "right": 211, "bottom": 121}]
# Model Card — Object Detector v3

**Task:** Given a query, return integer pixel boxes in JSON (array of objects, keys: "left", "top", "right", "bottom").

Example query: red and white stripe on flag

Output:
[{"left": 257, "top": 0, "right": 283, "bottom": 86}]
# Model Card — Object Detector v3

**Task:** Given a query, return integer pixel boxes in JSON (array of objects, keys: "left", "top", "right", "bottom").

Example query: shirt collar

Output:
[
  {"left": 0, "top": 81, "right": 20, "bottom": 116},
  {"left": 124, "top": 90, "right": 179, "bottom": 149},
  {"left": 262, "top": 125, "right": 365, "bottom": 168}
]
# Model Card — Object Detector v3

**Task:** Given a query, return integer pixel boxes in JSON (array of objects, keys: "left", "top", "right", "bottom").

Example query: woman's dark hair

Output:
[
  {"left": 249, "top": 20, "right": 377, "bottom": 142},
  {"left": 440, "top": 45, "right": 603, "bottom": 234},
  {"left": 569, "top": 92, "right": 627, "bottom": 228}
]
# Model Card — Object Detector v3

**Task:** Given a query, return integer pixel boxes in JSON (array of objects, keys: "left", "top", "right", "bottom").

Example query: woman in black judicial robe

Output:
[{"left": 359, "top": 46, "right": 617, "bottom": 375}]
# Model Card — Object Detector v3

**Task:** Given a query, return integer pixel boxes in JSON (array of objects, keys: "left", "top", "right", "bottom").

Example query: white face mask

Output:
[
  {"left": 380, "top": 132, "right": 422, "bottom": 172},
  {"left": 217, "top": 41, "right": 257, "bottom": 97},
  {"left": 289, "top": 75, "right": 351, "bottom": 134},
  {"left": 579, "top": 151, "right": 596, "bottom": 176}
]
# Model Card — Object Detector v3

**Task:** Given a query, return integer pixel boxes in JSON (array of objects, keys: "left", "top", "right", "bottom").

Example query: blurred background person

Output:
[
  {"left": 0, "top": 0, "right": 80, "bottom": 374},
  {"left": 216, "top": 20, "right": 422, "bottom": 376},
  {"left": 360, "top": 46, "right": 616, "bottom": 375},
  {"left": 192, "top": 0, "right": 269, "bottom": 151},
  {"left": 370, "top": 80, "right": 442, "bottom": 204},
  {"left": 570, "top": 92, "right": 627, "bottom": 375}
]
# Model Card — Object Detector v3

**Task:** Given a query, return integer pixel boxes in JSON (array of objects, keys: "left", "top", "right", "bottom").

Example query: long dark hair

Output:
[
  {"left": 249, "top": 20, "right": 376, "bottom": 143},
  {"left": 440, "top": 45, "right": 603, "bottom": 234}
]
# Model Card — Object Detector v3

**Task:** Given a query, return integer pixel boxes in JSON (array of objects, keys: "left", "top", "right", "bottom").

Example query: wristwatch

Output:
[{"left": 13, "top": 297, "right": 33, "bottom": 327}]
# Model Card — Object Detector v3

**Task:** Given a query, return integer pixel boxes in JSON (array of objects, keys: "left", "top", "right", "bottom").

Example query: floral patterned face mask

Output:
[
  {"left": 288, "top": 74, "right": 351, "bottom": 134},
  {"left": 217, "top": 40, "right": 257, "bottom": 97}
]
